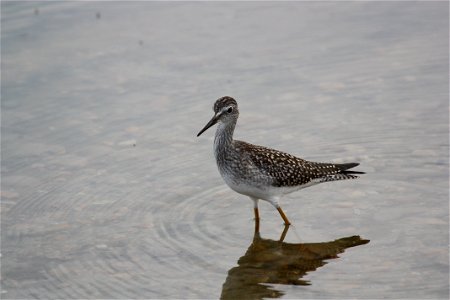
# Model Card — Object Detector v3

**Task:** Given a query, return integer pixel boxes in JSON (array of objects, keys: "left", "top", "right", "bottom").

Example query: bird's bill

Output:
[{"left": 197, "top": 114, "right": 219, "bottom": 137}]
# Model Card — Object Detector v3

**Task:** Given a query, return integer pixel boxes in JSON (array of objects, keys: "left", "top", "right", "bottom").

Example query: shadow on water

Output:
[{"left": 221, "top": 223, "right": 370, "bottom": 299}]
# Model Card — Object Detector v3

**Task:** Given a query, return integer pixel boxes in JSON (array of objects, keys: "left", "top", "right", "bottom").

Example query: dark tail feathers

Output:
[{"left": 336, "top": 162, "right": 365, "bottom": 175}]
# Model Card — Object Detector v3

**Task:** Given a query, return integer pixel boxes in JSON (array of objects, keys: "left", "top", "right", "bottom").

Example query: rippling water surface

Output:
[{"left": 1, "top": 2, "right": 448, "bottom": 299}]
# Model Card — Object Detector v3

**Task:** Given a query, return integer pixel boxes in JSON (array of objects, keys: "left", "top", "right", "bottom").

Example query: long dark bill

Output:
[{"left": 197, "top": 114, "right": 219, "bottom": 137}]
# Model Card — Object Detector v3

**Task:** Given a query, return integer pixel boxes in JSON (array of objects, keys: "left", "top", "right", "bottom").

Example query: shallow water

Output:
[{"left": 1, "top": 2, "right": 449, "bottom": 299}]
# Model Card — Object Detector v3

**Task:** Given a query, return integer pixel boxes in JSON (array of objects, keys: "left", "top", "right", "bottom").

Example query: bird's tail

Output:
[
  {"left": 314, "top": 162, "right": 364, "bottom": 183},
  {"left": 336, "top": 162, "right": 365, "bottom": 175}
]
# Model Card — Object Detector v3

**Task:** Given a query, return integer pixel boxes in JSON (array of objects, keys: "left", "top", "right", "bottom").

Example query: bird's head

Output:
[{"left": 197, "top": 96, "right": 239, "bottom": 137}]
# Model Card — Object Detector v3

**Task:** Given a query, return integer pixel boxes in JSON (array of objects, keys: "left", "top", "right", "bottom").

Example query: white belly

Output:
[{"left": 221, "top": 172, "right": 320, "bottom": 201}]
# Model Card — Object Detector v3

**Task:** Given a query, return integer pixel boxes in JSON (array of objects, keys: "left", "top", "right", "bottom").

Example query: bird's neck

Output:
[{"left": 214, "top": 121, "right": 235, "bottom": 155}]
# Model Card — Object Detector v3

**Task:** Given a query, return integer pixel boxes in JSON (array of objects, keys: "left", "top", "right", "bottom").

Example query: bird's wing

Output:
[{"left": 234, "top": 140, "right": 361, "bottom": 187}]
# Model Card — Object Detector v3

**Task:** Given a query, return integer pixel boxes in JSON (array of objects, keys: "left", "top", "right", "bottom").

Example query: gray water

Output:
[{"left": 1, "top": 2, "right": 449, "bottom": 299}]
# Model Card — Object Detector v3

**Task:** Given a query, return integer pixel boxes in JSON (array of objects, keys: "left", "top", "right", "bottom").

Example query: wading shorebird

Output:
[{"left": 197, "top": 96, "right": 364, "bottom": 225}]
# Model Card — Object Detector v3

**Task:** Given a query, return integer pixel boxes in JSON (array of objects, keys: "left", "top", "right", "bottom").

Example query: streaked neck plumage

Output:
[{"left": 214, "top": 119, "right": 236, "bottom": 162}]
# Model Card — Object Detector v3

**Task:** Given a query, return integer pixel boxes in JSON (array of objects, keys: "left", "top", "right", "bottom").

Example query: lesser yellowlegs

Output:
[{"left": 197, "top": 96, "right": 364, "bottom": 225}]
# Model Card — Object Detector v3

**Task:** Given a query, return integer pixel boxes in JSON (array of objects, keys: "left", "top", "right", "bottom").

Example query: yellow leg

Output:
[
  {"left": 279, "top": 224, "right": 290, "bottom": 242},
  {"left": 276, "top": 206, "right": 291, "bottom": 225},
  {"left": 251, "top": 197, "right": 260, "bottom": 234},
  {"left": 254, "top": 211, "right": 260, "bottom": 235},
  {"left": 254, "top": 207, "right": 260, "bottom": 221}
]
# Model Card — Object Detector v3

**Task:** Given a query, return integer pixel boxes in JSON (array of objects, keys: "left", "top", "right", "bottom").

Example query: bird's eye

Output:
[{"left": 227, "top": 107, "right": 233, "bottom": 113}]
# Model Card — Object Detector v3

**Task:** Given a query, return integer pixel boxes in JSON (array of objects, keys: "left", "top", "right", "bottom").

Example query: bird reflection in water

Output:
[{"left": 221, "top": 222, "right": 369, "bottom": 299}]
